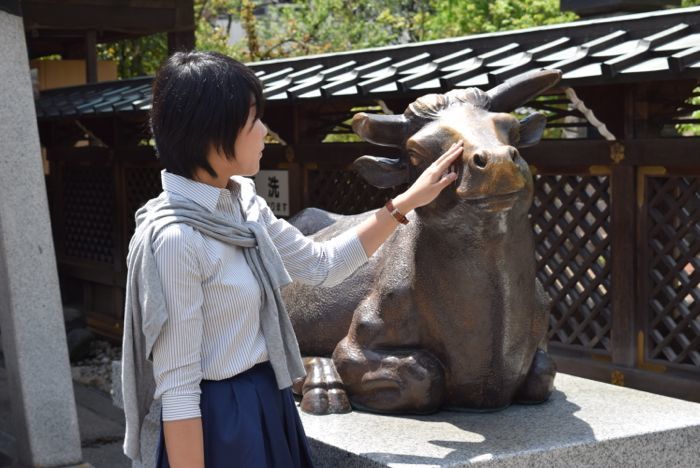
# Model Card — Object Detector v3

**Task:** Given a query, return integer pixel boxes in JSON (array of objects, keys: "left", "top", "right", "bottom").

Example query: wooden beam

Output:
[
  {"left": 263, "top": 139, "right": 700, "bottom": 170},
  {"left": 610, "top": 163, "right": 636, "bottom": 367},
  {"left": 525, "top": 139, "right": 700, "bottom": 168},
  {"left": 520, "top": 140, "right": 611, "bottom": 167},
  {"left": 551, "top": 351, "right": 699, "bottom": 403},
  {"left": 167, "top": 30, "right": 195, "bottom": 55},
  {"left": 85, "top": 29, "right": 97, "bottom": 83},
  {"left": 22, "top": 3, "right": 179, "bottom": 34},
  {"left": 168, "top": 0, "right": 195, "bottom": 53},
  {"left": 623, "top": 139, "right": 700, "bottom": 166},
  {"left": 45, "top": 146, "right": 112, "bottom": 162}
]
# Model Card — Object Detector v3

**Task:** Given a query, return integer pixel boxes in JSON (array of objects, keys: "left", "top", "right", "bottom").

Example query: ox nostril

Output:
[
  {"left": 473, "top": 153, "right": 487, "bottom": 168},
  {"left": 509, "top": 147, "right": 519, "bottom": 162}
]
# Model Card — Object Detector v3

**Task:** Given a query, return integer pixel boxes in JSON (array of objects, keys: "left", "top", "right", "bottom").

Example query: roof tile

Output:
[{"left": 36, "top": 7, "right": 700, "bottom": 120}]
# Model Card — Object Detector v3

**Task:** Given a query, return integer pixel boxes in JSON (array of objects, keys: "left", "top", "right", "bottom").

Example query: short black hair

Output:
[{"left": 150, "top": 51, "right": 264, "bottom": 179}]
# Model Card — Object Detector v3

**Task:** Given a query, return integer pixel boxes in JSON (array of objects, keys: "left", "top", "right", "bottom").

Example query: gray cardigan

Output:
[{"left": 120, "top": 184, "right": 305, "bottom": 462}]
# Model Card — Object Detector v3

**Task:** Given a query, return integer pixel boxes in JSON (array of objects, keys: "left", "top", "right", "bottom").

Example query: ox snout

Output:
[
  {"left": 466, "top": 147, "right": 519, "bottom": 171},
  {"left": 454, "top": 146, "right": 529, "bottom": 209}
]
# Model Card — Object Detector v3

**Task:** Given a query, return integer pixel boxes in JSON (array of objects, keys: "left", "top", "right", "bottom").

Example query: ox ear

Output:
[
  {"left": 488, "top": 69, "right": 562, "bottom": 112},
  {"left": 352, "top": 156, "right": 408, "bottom": 188},
  {"left": 518, "top": 113, "right": 547, "bottom": 148},
  {"left": 352, "top": 112, "right": 408, "bottom": 148}
]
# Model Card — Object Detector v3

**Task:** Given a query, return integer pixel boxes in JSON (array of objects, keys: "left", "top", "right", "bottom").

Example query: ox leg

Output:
[
  {"left": 514, "top": 348, "right": 556, "bottom": 404},
  {"left": 515, "top": 278, "right": 556, "bottom": 404},
  {"left": 332, "top": 339, "right": 445, "bottom": 414},
  {"left": 292, "top": 357, "right": 351, "bottom": 415}
]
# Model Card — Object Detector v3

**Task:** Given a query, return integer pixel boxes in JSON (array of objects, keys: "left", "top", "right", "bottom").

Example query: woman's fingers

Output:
[
  {"left": 406, "top": 140, "right": 464, "bottom": 209},
  {"left": 436, "top": 172, "right": 458, "bottom": 189},
  {"left": 435, "top": 140, "right": 463, "bottom": 181},
  {"left": 434, "top": 141, "right": 463, "bottom": 172}
]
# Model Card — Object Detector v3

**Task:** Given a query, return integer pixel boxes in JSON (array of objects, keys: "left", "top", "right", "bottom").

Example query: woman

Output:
[{"left": 122, "top": 50, "right": 463, "bottom": 468}]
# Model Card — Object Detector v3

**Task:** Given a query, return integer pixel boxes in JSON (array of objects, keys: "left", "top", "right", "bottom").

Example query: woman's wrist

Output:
[{"left": 391, "top": 193, "right": 416, "bottom": 218}]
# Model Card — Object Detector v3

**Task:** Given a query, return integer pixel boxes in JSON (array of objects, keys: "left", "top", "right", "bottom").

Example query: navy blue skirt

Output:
[{"left": 156, "top": 362, "right": 314, "bottom": 467}]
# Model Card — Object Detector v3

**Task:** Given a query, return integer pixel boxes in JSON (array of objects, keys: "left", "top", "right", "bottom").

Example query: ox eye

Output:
[{"left": 408, "top": 149, "right": 428, "bottom": 166}]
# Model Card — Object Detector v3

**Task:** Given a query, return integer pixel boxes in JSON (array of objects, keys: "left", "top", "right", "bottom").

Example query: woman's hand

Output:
[
  {"left": 393, "top": 140, "right": 463, "bottom": 213},
  {"left": 354, "top": 140, "right": 464, "bottom": 258}
]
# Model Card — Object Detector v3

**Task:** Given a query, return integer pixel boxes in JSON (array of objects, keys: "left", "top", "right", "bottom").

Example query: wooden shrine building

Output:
[
  {"left": 35, "top": 6, "right": 700, "bottom": 402},
  {"left": 22, "top": 0, "right": 194, "bottom": 81}
]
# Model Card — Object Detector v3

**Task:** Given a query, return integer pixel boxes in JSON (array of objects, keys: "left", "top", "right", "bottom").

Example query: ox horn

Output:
[
  {"left": 352, "top": 112, "right": 409, "bottom": 148},
  {"left": 487, "top": 69, "right": 562, "bottom": 112}
]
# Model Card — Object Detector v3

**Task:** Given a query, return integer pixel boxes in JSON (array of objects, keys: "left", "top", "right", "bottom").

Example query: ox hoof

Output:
[
  {"left": 338, "top": 348, "right": 445, "bottom": 414},
  {"left": 301, "top": 388, "right": 351, "bottom": 415},
  {"left": 515, "top": 349, "right": 556, "bottom": 404},
  {"left": 298, "top": 357, "right": 351, "bottom": 415}
]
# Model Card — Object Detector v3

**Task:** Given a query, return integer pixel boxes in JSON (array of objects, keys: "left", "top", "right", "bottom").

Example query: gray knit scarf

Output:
[{"left": 120, "top": 190, "right": 305, "bottom": 462}]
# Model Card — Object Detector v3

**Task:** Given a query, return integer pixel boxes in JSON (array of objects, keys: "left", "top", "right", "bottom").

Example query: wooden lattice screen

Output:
[
  {"left": 307, "top": 167, "right": 405, "bottom": 214},
  {"left": 123, "top": 164, "right": 162, "bottom": 236},
  {"left": 643, "top": 175, "right": 700, "bottom": 371},
  {"left": 531, "top": 174, "right": 612, "bottom": 354},
  {"left": 61, "top": 164, "right": 115, "bottom": 264}
]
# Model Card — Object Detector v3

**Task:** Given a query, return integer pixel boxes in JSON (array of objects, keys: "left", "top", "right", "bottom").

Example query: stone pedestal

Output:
[
  {"left": 0, "top": 4, "right": 84, "bottom": 467},
  {"left": 112, "top": 361, "right": 700, "bottom": 467},
  {"left": 299, "top": 374, "right": 700, "bottom": 467}
]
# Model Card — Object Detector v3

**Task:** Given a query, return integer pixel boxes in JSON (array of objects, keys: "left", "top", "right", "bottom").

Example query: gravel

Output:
[{"left": 71, "top": 339, "right": 122, "bottom": 394}]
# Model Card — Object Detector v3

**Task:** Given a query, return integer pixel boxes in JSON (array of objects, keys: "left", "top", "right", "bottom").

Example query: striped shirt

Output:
[{"left": 152, "top": 171, "right": 368, "bottom": 421}]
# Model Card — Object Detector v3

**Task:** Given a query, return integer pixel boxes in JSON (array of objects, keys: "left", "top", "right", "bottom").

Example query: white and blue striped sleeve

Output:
[
  {"left": 151, "top": 224, "right": 205, "bottom": 421},
  {"left": 257, "top": 197, "right": 368, "bottom": 287}
]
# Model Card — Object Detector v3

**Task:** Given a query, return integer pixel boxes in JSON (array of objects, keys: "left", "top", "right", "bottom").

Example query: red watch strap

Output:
[{"left": 385, "top": 199, "right": 409, "bottom": 224}]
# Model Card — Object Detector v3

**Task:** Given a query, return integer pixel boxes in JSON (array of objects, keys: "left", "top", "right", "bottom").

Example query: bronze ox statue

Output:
[{"left": 284, "top": 69, "right": 562, "bottom": 415}]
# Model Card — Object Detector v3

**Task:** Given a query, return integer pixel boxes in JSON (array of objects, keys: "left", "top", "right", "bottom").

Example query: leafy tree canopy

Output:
[
  {"left": 97, "top": 0, "right": 699, "bottom": 78},
  {"left": 229, "top": 0, "right": 578, "bottom": 62}
]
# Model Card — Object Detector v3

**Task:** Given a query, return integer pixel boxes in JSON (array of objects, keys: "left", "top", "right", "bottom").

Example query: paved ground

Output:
[{"left": 0, "top": 357, "right": 130, "bottom": 467}]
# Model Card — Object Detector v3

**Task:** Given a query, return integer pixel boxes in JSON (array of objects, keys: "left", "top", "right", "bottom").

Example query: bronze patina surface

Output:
[{"left": 285, "top": 69, "right": 562, "bottom": 415}]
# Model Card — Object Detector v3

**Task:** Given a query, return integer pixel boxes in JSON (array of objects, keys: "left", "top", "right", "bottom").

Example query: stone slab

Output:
[
  {"left": 112, "top": 361, "right": 700, "bottom": 468},
  {"left": 299, "top": 374, "right": 700, "bottom": 467}
]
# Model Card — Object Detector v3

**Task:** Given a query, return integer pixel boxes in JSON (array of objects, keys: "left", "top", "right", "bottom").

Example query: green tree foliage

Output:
[
  {"left": 96, "top": 0, "right": 699, "bottom": 78},
  {"left": 678, "top": 2, "right": 700, "bottom": 134},
  {"left": 232, "top": 0, "right": 577, "bottom": 61},
  {"left": 230, "top": 0, "right": 423, "bottom": 61},
  {"left": 416, "top": 0, "right": 577, "bottom": 39},
  {"left": 97, "top": 0, "right": 236, "bottom": 78},
  {"left": 97, "top": 33, "right": 167, "bottom": 79}
]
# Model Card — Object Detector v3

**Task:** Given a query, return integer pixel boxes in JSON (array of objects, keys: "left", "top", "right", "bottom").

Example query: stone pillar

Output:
[{"left": 0, "top": 3, "right": 84, "bottom": 467}]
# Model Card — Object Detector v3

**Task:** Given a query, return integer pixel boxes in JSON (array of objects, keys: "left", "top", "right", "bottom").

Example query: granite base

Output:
[
  {"left": 299, "top": 373, "right": 700, "bottom": 467},
  {"left": 112, "top": 363, "right": 700, "bottom": 468}
]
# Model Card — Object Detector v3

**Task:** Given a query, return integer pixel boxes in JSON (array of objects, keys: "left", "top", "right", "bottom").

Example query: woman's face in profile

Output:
[{"left": 206, "top": 102, "right": 268, "bottom": 183}]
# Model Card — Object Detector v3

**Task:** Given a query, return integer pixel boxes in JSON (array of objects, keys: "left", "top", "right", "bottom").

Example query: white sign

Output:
[{"left": 253, "top": 170, "right": 290, "bottom": 217}]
